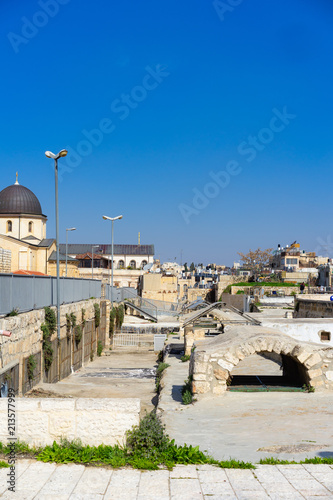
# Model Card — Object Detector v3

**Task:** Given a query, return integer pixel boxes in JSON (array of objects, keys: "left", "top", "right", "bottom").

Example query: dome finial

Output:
[{"left": 15, "top": 172, "right": 19, "bottom": 185}]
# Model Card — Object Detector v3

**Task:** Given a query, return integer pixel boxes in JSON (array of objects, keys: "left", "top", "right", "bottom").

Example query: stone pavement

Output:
[{"left": 1, "top": 460, "right": 333, "bottom": 499}]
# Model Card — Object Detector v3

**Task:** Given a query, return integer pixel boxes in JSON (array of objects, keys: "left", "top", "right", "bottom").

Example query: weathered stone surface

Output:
[
  {"left": 310, "top": 377, "right": 324, "bottom": 388},
  {"left": 308, "top": 368, "right": 323, "bottom": 379},
  {"left": 193, "top": 373, "right": 207, "bottom": 381},
  {"left": 304, "top": 353, "right": 322, "bottom": 369},
  {"left": 217, "top": 359, "right": 234, "bottom": 371},
  {"left": 193, "top": 361, "right": 207, "bottom": 374},
  {"left": 214, "top": 368, "right": 229, "bottom": 380},
  {"left": 223, "top": 351, "right": 239, "bottom": 365},
  {"left": 192, "top": 381, "right": 210, "bottom": 394},
  {"left": 326, "top": 371, "right": 333, "bottom": 381},
  {"left": 212, "top": 384, "right": 226, "bottom": 395}
]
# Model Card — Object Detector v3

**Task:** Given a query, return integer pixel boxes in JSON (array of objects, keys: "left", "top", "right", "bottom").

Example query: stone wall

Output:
[
  {"left": 0, "top": 247, "right": 11, "bottom": 273},
  {"left": 189, "top": 326, "right": 333, "bottom": 397},
  {"left": 220, "top": 293, "right": 244, "bottom": 311},
  {"left": 0, "top": 398, "right": 140, "bottom": 447},
  {"left": 230, "top": 285, "right": 299, "bottom": 296},
  {"left": 295, "top": 296, "right": 333, "bottom": 318},
  {"left": 0, "top": 299, "right": 109, "bottom": 394}
]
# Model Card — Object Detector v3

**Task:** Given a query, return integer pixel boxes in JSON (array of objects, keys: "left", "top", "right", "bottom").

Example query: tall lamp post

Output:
[
  {"left": 45, "top": 149, "right": 68, "bottom": 340},
  {"left": 91, "top": 244, "right": 99, "bottom": 279},
  {"left": 65, "top": 227, "right": 76, "bottom": 277},
  {"left": 102, "top": 215, "right": 123, "bottom": 305}
]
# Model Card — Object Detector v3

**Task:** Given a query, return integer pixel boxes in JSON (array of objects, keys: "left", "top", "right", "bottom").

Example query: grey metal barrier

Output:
[{"left": 0, "top": 274, "right": 102, "bottom": 316}]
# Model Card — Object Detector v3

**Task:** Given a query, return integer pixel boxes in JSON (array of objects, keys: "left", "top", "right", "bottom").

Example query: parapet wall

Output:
[
  {"left": 295, "top": 296, "right": 333, "bottom": 318},
  {"left": 0, "top": 398, "right": 140, "bottom": 447}
]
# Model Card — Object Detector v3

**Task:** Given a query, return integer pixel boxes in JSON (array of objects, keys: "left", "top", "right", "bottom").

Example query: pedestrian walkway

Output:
[{"left": 1, "top": 460, "right": 333, "bottom": 499}]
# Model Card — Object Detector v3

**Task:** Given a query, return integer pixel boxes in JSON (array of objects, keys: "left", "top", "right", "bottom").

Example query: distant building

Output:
[{"left": 0, "top": 175, "right": 79, "bottom": 276}]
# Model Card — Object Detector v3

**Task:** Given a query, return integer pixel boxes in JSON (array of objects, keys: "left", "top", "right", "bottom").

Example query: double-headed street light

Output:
[
  {"left": 102, "top": 215, "right": 123, "bottom": 305},
  {"left": 66, "top": 227, "right": 76, "bottom": 277},
  {"left": 45, "top": 149, "right": 68, "bottom": 340}
]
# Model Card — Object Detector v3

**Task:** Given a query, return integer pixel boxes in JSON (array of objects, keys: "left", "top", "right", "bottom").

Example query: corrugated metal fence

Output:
[{"left": 0, "top": 274, "right": 102, "bottom": 315}]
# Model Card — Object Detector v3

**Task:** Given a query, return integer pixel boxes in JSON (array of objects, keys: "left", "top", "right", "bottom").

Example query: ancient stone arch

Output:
[{"left": 190, "top": 325, "right": 333, "bottom": 396}]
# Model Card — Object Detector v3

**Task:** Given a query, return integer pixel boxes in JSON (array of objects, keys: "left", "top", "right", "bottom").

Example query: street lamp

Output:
[
  {"left": 102, "top": 215, "right": 123, "bottom": 305},
  {"left": 91, "top": 245, "right": 99, "bottom": 279},
  {"left": 66, "top": 227, "right": 76, "bottom": 277},
  {"left": 45, "top": 149, "right": 68, "bottom": 340}
]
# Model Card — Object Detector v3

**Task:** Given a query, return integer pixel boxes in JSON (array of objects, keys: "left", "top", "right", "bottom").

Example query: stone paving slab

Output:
[{"left": 1, "top": 461, "right": 333, "bottom": 499}]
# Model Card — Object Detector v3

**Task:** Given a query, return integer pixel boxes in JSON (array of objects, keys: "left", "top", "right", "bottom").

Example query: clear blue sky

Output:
[{"left": 2, "top": 0, "right": 333, "bottom": 265}]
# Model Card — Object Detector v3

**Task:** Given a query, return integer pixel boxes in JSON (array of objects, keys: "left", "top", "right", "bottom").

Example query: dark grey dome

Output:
[{"left": 0, "top": 183, "right": 43, "bottom": 215}]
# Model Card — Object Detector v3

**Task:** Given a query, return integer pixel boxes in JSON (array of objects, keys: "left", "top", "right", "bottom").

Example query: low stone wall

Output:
[
  {"left": 190, "top": 326, "right": 333, "bottom": 396},
  {"left": 0, "top": 398, "right": 140, "bottom": 447},
  {"left": 230, "top": 286, "right": 299, "bottom": 296},
  {"left": 295, "top": 296, "right": 333, "bottom": 318},
  {"left": 221, "top": 293, "right": 244, "bottom": 311}
]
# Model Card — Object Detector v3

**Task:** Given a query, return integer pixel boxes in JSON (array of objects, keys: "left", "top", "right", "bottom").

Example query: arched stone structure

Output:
[{"left": 189, "top": 325, "right": 333, "bottom": 396}]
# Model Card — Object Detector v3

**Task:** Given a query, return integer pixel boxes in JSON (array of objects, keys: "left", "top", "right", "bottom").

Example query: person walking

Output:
[{"left": 300, "top": 282, "right": 305, "bottom": 294}]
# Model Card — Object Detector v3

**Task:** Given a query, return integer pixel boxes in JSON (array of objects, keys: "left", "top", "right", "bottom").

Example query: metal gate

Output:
[{"left": 113, "top": 332, "right": 139, "bottom": 349}]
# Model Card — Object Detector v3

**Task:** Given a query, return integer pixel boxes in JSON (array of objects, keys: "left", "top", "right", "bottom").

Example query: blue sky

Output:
[{"left": 1, "top": 0, "right": 333, "bottom": 265}]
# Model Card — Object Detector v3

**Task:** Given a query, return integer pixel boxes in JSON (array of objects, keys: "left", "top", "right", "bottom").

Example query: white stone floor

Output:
[{"left": 0, "top": 461, "right": 333, "bottom": 499}]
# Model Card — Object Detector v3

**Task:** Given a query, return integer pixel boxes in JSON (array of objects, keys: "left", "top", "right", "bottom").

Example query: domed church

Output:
[{"left": 0, "top": 175, "right": 78, "bottom": 276}]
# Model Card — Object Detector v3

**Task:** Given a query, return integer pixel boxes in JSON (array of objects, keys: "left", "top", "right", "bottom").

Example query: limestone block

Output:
[
  {"left": 308, "top": 368, "right": 323, "bottom": 379},
  {"left": 40, "top": 399, "right": 75, "bottom": 411},
  {"left": 17, "top": 399, "right": 40, "bottom": 411},
  {"left": 280, "top": 343, "right": 293, "bottom": 355},
  {"left": 293, "top": 348, "right": 311, "bottom": 364},
  {"left": 310, "top": 377, "right": 324, "bottom": 389},
  {"left": 212, "top": 384, "right": 226, "bottom": 395},
  {"left": 304, "top": 353, "right": 322, "bottom": 369},
  {"left": 193, "top": 373, "right": 208, "bottom": 381},
  {"left": 48, "top": 412, "right": 76, "bottom": 441},
  {"left": 193, "top": 361, "right": 207, "bottom": 374},
  {"left": 234, "top": 348, "right": 246, "bottom": 360},
  {"left": 240, "top": 344, "right": 255, "bottom": 356},
  {"left": 326, "top": 371, "right": 333, "bottom": 381},
  {"left": 192, "top": 381, "right": 210, "bottom": 394},
  {"left": 223, "top": 351, "right": 239, "bottom": 365},
  {"left": 75, "top": 398, "right": 140, "bottom": 413},
  {"left": 217, "top": 359, "right": 234, "bottom": 371},
  {"left": 214, "top": 368, "right": 229, "bottom": 380}
]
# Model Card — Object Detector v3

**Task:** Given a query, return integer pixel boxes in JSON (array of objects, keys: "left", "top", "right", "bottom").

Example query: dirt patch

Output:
[{"left": 25, "top": 387, "right": 73, "bottom": 398}]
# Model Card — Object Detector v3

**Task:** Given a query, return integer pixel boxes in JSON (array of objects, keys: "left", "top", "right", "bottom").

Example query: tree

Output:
[
  {"left": 190, "top": 262, "right": 195, "bottom": 272},
  {"left": 237, "top": 247, "right": 273, "bottom": 275},
  {"left": 184, "top": 262, "right": 188, "bottom": 272}
]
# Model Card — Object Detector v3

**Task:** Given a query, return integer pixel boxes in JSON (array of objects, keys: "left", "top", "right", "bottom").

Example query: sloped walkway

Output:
[{"left": 1, "top": 460, "right": 333, "bottom": 499}]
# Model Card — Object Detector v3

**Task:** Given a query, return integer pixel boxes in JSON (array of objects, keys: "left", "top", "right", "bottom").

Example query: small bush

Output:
[
  {"left": 74, "top": 325, "right": 82, "bottom": 344},
  {"left": 155, "top": 362, "right": 170, "bottom": 393},
  {"left": 0, "top": 461, "right": 9, "bottom": 468},
  {"left": 81, "top": 308, "right": 86, "bottom": 328},
  {"left": 66, "top": 314, "right": 71, "bottom": 338},
  {"left": 6, "top": 308, "right": 18, "bottom": 317},
  {"left": 97, "top": 341, "right": 103, "bottom": 357},
  {"left": 181, "top": 376, "right": 193, "bottom": 405},
  {"left": 27, "top": 354, "right": 37, "bottom": 382},
  {"left": 94, "top": 303, "right": 100, "bottom": 328},
  {"left": 181, "top": 355, "right": 191, "bottom": 362},
  {"left": 126, "top": 411, "right": 170, "bottom": 460}
]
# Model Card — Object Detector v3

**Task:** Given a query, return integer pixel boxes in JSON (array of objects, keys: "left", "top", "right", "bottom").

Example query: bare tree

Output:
[{"left": 237, "top": 247, "right": 273, "bottom": 274}]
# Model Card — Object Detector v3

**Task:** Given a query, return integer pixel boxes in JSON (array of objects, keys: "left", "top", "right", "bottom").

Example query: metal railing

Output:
[{"left": 0, "top": 274, "right": 102, "bottom": 316}]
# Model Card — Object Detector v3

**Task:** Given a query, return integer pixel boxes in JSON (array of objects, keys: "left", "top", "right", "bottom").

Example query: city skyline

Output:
[{"left": 2, "top": 1, "right": 333, "bottom": 265}]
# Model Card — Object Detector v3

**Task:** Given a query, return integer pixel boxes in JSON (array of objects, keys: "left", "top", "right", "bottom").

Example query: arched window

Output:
[
  {"left": 28, "top": 221, "right": 33, "bottom": 233},
  {"left": 141, "top": 260, "right": 148, "bottom": 269},
  {"left": 7, "top": 220, "right": 12, "bottom": 232},
  {"left": 130, "top": 260, "right": 136, "bottom": 269},
  {"left": 118, "top": 260, "right": 125, "bottom": 269}
]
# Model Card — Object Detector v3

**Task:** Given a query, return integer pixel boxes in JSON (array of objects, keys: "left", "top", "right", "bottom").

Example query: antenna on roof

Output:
[{"left": 15, "top": 172, "right": 19, "bottom": 185}]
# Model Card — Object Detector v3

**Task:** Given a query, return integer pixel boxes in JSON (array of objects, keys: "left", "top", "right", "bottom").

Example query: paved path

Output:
[{"left": 1, "top": 461, "right": 333, "bottom": 499}]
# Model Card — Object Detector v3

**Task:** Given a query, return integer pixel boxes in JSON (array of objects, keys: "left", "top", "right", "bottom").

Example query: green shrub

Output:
[
  {"left": 94, "top": 303, "right": 100, "bottom": 328},
  {"left": 126, "top": 411, "right": 170, "bottom": 460},
  {"left": 109, "top": 306, "right": 116, "bottom": 335},
  {"left": 81, "top": 309, "right": 86, "bottom": 328},
  {"left": 74, "top": 325, "right": 82, "bottom": 344},
  {"left": 6, "top": 308, "right": 18, "bottom": 317},
  {"left": 70, "top": 313, "right": 77, "bottom": 328},
  {"left": 41, "top": 323, "right": 53, "bottom": 372},
  {"left": 0, "top": 461, "right": 9, "bottom": 468},
  {"left": 155, "top": 362, "right": 170, "bottom": 393},
  {"left": 66, "top": 313, "right": 71, "bottom": 338},
  {"left": 181, "top": 376, "right": 193, "bottom": 404},
  {"left": 97, "top": 341, "right": 103, "bottom": 357},
  {"left": 27, "top": 354, "right": 37, "bottom": 382},
  {"left": 115, "top": 304, "right": 124, "bottom": 329},
  {"left": 181, "top": 355, "right": 191, "bottom": 362}
]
